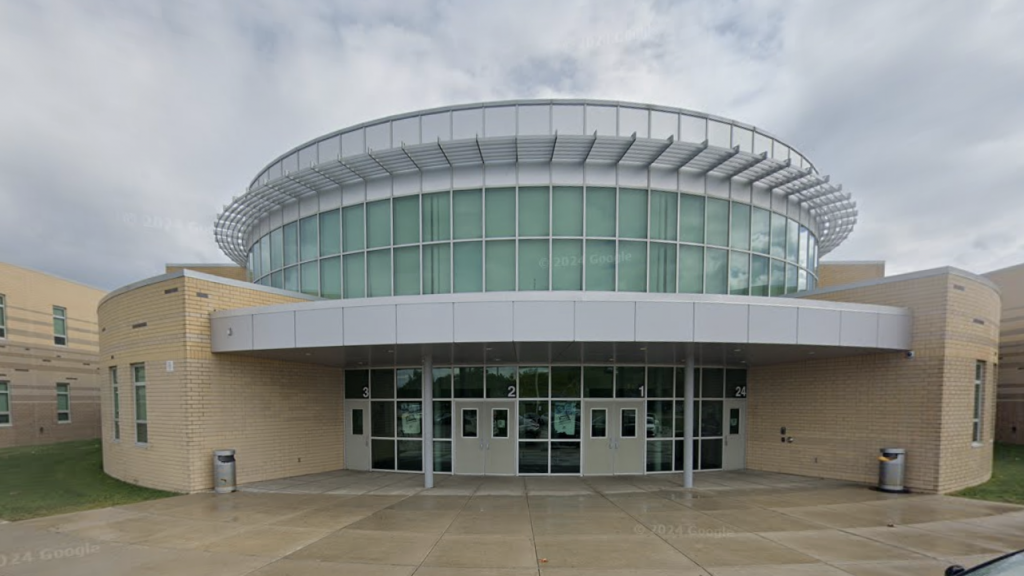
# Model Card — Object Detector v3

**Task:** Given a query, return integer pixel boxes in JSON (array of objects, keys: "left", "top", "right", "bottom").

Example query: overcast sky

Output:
[{"left": 0, "top": 0, "right": 1021, "bottom": 290}]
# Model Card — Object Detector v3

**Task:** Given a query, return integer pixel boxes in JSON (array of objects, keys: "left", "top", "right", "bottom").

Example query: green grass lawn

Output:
[
  {"left": 956, "top": 443, "right": 1024, "bottom": 505},
  {"left": 0, "top": 439, "right": 176, "bottom": 521}
]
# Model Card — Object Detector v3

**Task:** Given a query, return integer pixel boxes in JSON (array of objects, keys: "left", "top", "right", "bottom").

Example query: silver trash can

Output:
[
  {"left": 878, "top": 448, "right": 905, "bottom": 492},
  {"left": 214, "top": 449, "right": 236, "bottom": 494}
]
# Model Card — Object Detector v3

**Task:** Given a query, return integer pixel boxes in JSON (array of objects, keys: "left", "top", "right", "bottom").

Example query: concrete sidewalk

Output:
[{"left": 2, "top": 470, "right": 1022, "bottom": 575}]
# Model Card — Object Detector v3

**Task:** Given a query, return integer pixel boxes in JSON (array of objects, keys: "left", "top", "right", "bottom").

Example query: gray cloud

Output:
[{"left": 0, "top": 0, "right": 1021, "bottom": 290}]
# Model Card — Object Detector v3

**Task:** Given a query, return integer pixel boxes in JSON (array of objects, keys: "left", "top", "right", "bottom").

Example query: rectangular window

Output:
[
  {"left": 730, "top": 203, "right": 751, "bottom": 250},
  {"left": 342, "top": 254, "right": 364, "bottom": 298},
  {"left": 518, "top": 187, "right": 549, "bottom": 237},
  {"left": 678, "top": 245, "right": 704, "bottom": 294},
  {"left": 462, "top": 408, "right": 478, "bottom": 438},
  {"left": 552, "top": 187, "right": 583, "bottom": 236},
  {"left": 133, "top": 364, "right": 148, "bottom": 444},
  {"left": 0, "top": 381, "right": 10, "bottom": 425},
  {"left": 453, "top": 189, "right": 483, "bottom": 239},
  {"left": 493, "top": 408, "right": 510, "bottom": 438},
  {"left": 486, "top": 366, "right": 517, "bottom": 399},
  {"left": 617, "top": 241, "right": 647, "bottom": 292},
  {"left": 453, "top": 241, "right": 483, "bottom": 293},
  {"left": 786, "top": 219, "right": 799, "bottom": 262},
  {"left": 585, "top": 240, "right": 615, "bottom": 291},
  {"left": 485, "top": 240, "right": 515, "bottom": 291},
  {"left": 770, "top": 213, "right": 787, "bottom": 259},
  {"left": 283, "top": 221, "right": 298, "bottom": 266},
  {"left": 973, "top": 361, "right": 985, "bottom": 443},
  {"left": 393, "top": 246, "right": 420, "bottom": 296},
  {"left": 679, "top": 194, "right": 705, "bottom": 243},
  {"left": 650, "top": 191, "right": 678, "bottom": 241},
  {"left": 320, "top": 256, "right": 341, "bottom": 299},
  {"left": 270, "top": 227, "right": 283, "bottom": 271},
  {"left": 111, "top": 367, "right": 120, "bottom": 440},
  {"left": 485, "top": 188, "right": 516, "bottom": 238},
  {"left": 300, "top": 261, "right": 319, "bottom": 296},
  {"left": 422, "top": 243, "right": 451, "bottom": 294},
  {"left": 618, "top": 188, "right": 648, "bottom": 239},
  {"left": 284, "top": 266, "right": 299, "bottom": 292},
  {"left": 366, "top": 249, "right": 392, "bottom": 297},
  {"left": 0, "top": 294, "right": 7, "bottom": 338},
  {"left": 750, "top": 207, "right": 770, "bottom": 254},
  {"left": 649, "top": 243, "right": 677, "bottom": 293},
  {"left": 590, "top": 408, "right": 607, "bottom": 438},
  {"left": 552, "top": 240, "right": 583, "bottom": 291},
  {"left": 320, "top": 209, "right": 342, "bottom": 256},
  {"left": 750, "top": 255, "right": 769, "bottom": 297},
  {"left": 366, "top": 199, "right": 392, "bottom": 249},
  {"left": 53, "top": 306, "right": 67, "bottom": 346},
  {"left": 621, "top": 408, "right": 638, "bottom": 438},
  {"left": 705, "top": 248, "right": 729, "bottom": 295},
  {"left": 729, "top": 251, "right": 750, "bottom": 295},
  {"left": 393, "top": 195, "right": 420, "bottom": 245},
  {"left": 519, "top": 239, "right": 549, "bottom": 291},
  {"left": 341, "top": 205, "right": 363, "bottom": 252},
  {"left": 770, "top": 259, "right": 786, "bottom": 296},
  {"left": 785, "top": 263, "right": 798, "bottom": 294},
  {"left": 585, "top": 187, "right": 616, "bottom": 237},
  {"left": 299, "top": 215, "right": 318, "bottom": 261},
  {"left": 352, "top": 408, "right": 364, "bottom": 435},
  {"left": 56, "top": 383, "right": 70, "bottom": 422},
  {"left": 260, "top": 235, "right": 271, "bottom": 277},
  {"left": 705, "top": 198, "right": 729, "bottom": 247},
  {"left": 422, "top": 191, "right": 451, "bottom": 242}
]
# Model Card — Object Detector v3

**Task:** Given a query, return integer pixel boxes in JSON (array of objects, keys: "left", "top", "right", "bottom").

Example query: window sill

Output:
[
  {"left": 135, "top": 442, "right": 149, "bottom": 448},
  {"left": 971, "top": 441, "right": 984, "bottom": 448}
]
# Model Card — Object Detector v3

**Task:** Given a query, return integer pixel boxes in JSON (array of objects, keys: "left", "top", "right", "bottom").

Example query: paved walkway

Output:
[{"left": 3, "top": 470, "right": 1023, "bottom": 575}]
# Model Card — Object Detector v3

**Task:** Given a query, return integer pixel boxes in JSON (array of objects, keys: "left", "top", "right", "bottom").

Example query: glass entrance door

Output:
[
  {"left": 345, "top": 400, "right": 370, "bottom": 470},
  {"left": 453, "top": 401, "right": 516, "bottom": 475}
]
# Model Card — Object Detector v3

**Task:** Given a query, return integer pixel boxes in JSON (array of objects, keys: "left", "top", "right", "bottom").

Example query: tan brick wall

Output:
[
  {"left": 817, "top": 261, "right": 886, "bottom": 288},
  {"left": 985, "top": 263, "right": 1024, "bottom": 444},
  {"left": 165, "top": 264, "right": 248, "bottom": 282},
  {"left": 0, "top": 262, "right": 105, "bottom": 447},
  {"left": 747, "top": 270, "right": 1000, "bottom": 493},
  {"left": 99, "top": 273, "right": 342, "bottom": 493}
]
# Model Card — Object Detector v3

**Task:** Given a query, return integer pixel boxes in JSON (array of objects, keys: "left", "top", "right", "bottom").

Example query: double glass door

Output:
[
  {"left": 583, "top": 400, "right": 645, "bottom": 475},
  {"left": 454, "top": 401, "right": 516, "bottom": 475}
]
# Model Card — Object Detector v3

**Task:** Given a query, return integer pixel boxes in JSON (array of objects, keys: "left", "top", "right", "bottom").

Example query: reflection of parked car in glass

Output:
[{"left": 945, "top": 548, "right": 1024, "bottom": 574}]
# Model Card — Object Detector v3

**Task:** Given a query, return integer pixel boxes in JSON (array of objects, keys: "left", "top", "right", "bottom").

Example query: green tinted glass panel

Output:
[
  {"left": 787, "top": 219, "right": 799, "bottom": 262},
  {"left": 393, "top": 195, "right": 420, "bottom": 245},
  {"left": 453, "top": 189, "right": 482, "bottom": 239},
  {"left": 518, "top": 239, "right": 549, "bottom": 291},
  {"left": 485, "top": 241, "right": 515, "bottom": 291},
  {"left": 648, "top": 367, "right": 674, "bottom": 398},
  {"left": 618, "top": 241, "right": 646, "bottom": 292},
  {"left": 770, "top": 212, "right": 786, "bottom": 258},
  {"left": 486, "top": 366, "right": 517, "bottom": 399},
  {"left": 270, "top": 228, "right": 283, "bottom": 271},
  {"left": 705, "top": 248, "right": 728, "bottom": 294},
  {"left": 751, "top": 207, "right": 770, "bottom": 254},
  {"left": 135, "top": 386, "right": 147, "bottom": 420},
  {"left": 650, "top": 190, "right": 678, "bottom": 241},
  {"left": 433, "top": 368, "right": 453, "bottom": 398},
  {"left": 433, "top": 402, "right": 452, "bottom": 438},
  {"left": 799, "top": 226, "right": 809, "bottom": 267},
  {"left": 785, "top": 263, "right": 798, "bottom": 294},
  {"left": 342, "top": 254, "right": 364, "bottom": 298},
  {"left": 649, "top": 242, "right": 677, "bottom": 293},
  {"left": 583, "top": 367, "right": 614, "bottom": 398},
  {"left": 453, "top": 241, "right": 483, "bottom": 293},
  {"left": 518, "top": 367, "right": 549, "bottom": 398},
  {"left": 798, "top": 269, "right": 808, "bottom": 291},
  {"left": 422, "top": 191, "right": 450, "bottom": 242},
  {"left": 552, "top": 186, "right": 583, "bottom": 236},
  {"left": 551, "top": 239, "right": 583, "bottom": 290},
  {"left": 300, "top": 262, "right": 319, "bottom": 296},
  {"left": 770, "top": 259, "right": 786, "bottom": 296},
  {"left": 647, "top": 400, "right": 672, "bottom": 438},
  {"left": 320, "top": 209, "right": 341, "bottom": 256},
  {"left": 271, "top": 271, "right": 283, "bottom": 289},
  {"left": 518, "top": 187, "right": 549, "bottom": 237},
  {"left": 260, "top": 235, "right": 271, "bottom": 276},
  {"left": 283, "top": 265, "right": 298, "bottom": 292},
  {"left": 367, "top": 249, "right": 391, "bottom": 297},
  {"left": 518, "top": 401, "right": 546, "bottom": 439},
  {"left": 647, "top": 439, "right": 673, "bottom": 471},
  {"left": 318, "top": 257, "right": 340, "bottom": 298},
  {"left": 750, "top": 255, "right": 769, "bottom": 296},
  {"left": 551, "top": 367, "right": 581, "bottom": 397},
  {"left": 366, "top": 200, "right": 391, "bottom": 249},
  {"left": 299, "top": 215, "right": 318, "bottom": 261},
  {"left": 706, "top": 199, "right": 729, "bottom": 247},
  {"left": 585, "top": 240, "right": 615, "bottom": 291},
  {"left": 678, "top": 245, "right": 704, "bottom": 293},
  {"left": 485, "top": 188, "right": 515, "bottom": 238},
  {"left": 394, "top": 246, "right": 420, "bottom": 296},
  {"left": 585, "top": 187, "right": 616, "bottom": 237},
  {"left": 283, "top": 222, "right": 298, "bottom": 266},
  {"left": 422, "top": 243, "right": 451, "bottom": 294},
  {"left": 342, "top": 205, "right": 363, "bottom": 252},
  {"left": 729, "top": 251, "right": 749, "bottom": 295},
  {"left": 619, "top": 188, "right": 648, "bottom": 239},
  {"left": 730, "top": 203, "right": 750, "bottom": 250},
  {"left": 679, "top": 194, "right": 705, "bottom": 243}
]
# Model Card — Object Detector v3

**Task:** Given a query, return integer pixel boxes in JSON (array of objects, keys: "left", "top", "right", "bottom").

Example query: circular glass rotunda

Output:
[{"left": 213, "top": 99, "right": 859, "bottom": 478}]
